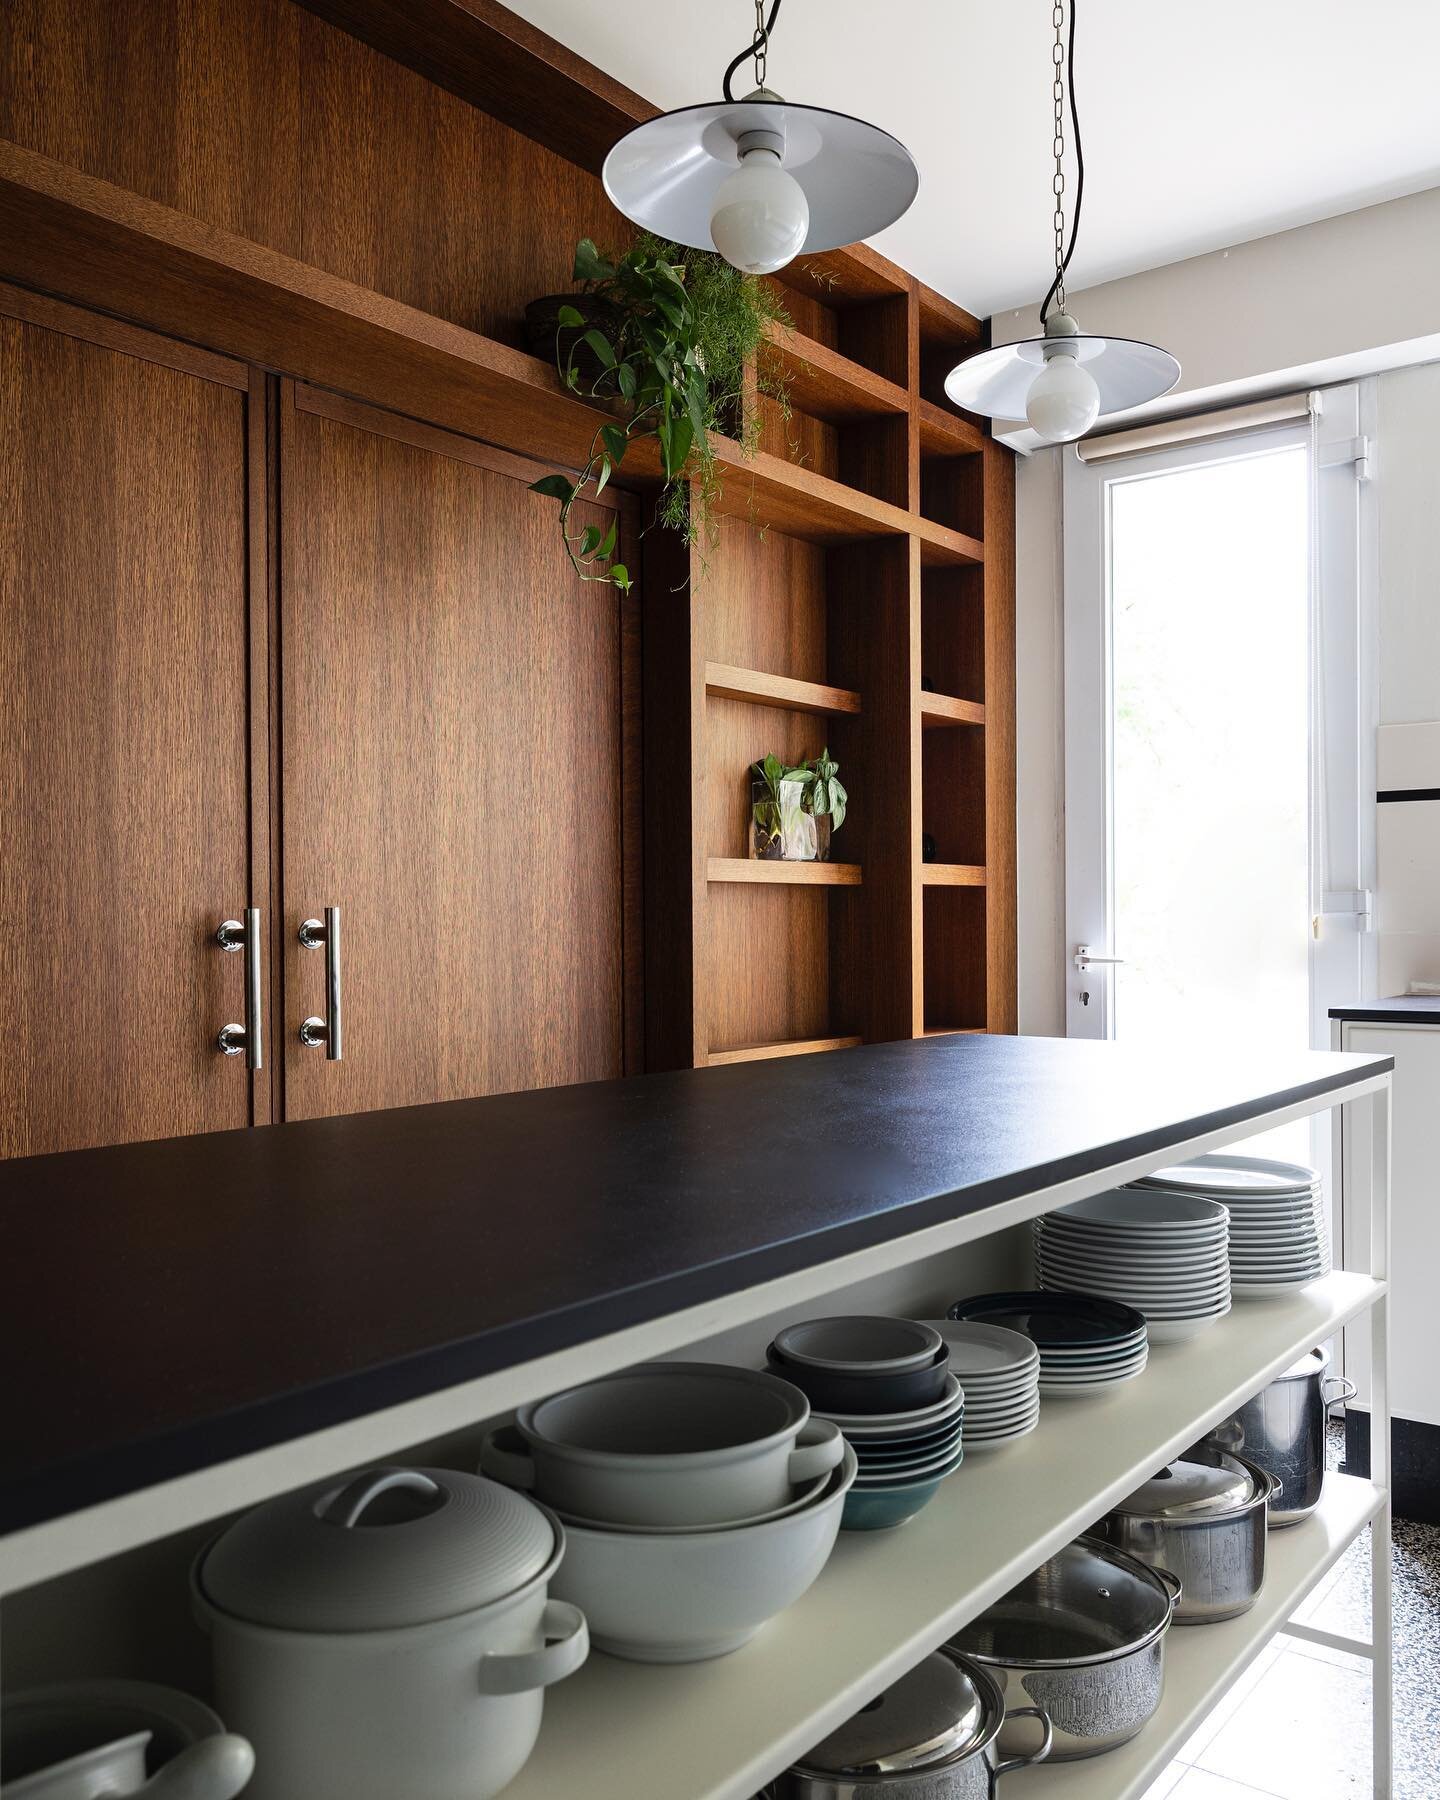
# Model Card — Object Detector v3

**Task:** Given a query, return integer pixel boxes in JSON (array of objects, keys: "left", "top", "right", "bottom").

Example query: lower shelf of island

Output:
[
  {"left": 503, "top": 1271, "right": 1384, "bottom": 1800},
  {"left": 1023, "top": 1470, "right": 1382, "bottom": 1800}
]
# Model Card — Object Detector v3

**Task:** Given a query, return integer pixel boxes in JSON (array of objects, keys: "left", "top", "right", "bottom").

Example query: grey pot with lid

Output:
[
  {"left": 771, "top": 1648, "right": 1052, "bottom": 1798},
  {"left": 1097, "top": 1447, "right": 1280, "bottom": 1624},
  {"left": 948, "top": 1535, "right": 1181, "bottom": 1761},
  {"left": 192, "top": 1465, "right": 588, "bottom": 1800},
  {"left": 1199, "top": 1346, "right": 1356, "bottom": 1528}
]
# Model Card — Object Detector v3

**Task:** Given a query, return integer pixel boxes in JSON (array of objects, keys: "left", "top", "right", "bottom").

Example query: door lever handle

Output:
[
  {"left": 1073, "top": 944, "right": 1125, "bottom": 973},
  {"left": 216, "top": 907, "right": 263, "bottom": 1070},
  {"left": 299, "top": 906, "right": 343, "bottom": 1059}
]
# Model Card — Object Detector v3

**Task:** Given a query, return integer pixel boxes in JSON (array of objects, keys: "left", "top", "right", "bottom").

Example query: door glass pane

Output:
[{"left": 1109, "top": 445, "right": 1310, "bottom": 1164}]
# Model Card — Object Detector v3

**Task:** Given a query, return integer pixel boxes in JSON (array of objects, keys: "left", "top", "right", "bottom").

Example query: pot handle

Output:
[
  {"left": 990, "top": 1707, "right": 1053, "bottom": 1791},
  {"left": 475, "top": 1600, "right": 589, "bottom": 1696},
  {"left": 787, "top": 1418, "right": 845, "bottom": 1486},
  {"left": 139, "top": 1735, "right": 256, "bottom": 1800},
  {"left": 1154, "top": 1566, "right": 1185, "bottom": 1613},
  {"left": 1323, "top": 1375, "right": 1359, "bottom": 1407},
  {"left": 479, "top": 1425, "right": 537, "bottom": 1492},
  {"left": 317, "top": 1467, "right": 441, "bottom": 1527}
]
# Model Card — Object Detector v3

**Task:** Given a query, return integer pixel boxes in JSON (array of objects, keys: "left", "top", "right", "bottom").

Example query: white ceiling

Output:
[{"left": 505, "top": 0, "right": 1440, "bottom": 318}]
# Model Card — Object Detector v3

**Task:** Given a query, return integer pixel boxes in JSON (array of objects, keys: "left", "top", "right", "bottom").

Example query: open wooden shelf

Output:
[
  {"left": 707, "top": 1036, "right": 864, "bottom": 1067},
  {"left": 920, "top": 692, "right": 985, "bottom": 728},
  {"left": 916, "top": 519, "right": 985, "bottom": 567},
  {"left": 0, "top": 142, "right": 969, "bottom": 562},
  {"left": 704, "top": 663, "right": 861, "bottom": 719},
  {"left": 921, "top": 864, "right": 986, "bottom": 887},
  {"left": 763, "top": 322, "right": 909, "bottom": 424},
  {"left": 708, "top": 858, "right": 862, "bottom": 887},
  {"left": 917, "top": 396, "right": 987, "bottom": 457},
  {"left": 505, "top": 1275, "right": 1385, "bottom": 1800},
  {"left": 923, "top": 1026, "right": 986, "bottom": 1037}
]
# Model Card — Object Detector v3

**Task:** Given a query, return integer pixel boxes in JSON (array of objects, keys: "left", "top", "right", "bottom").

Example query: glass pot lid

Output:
[
  {"left": 1116, "top": 1449, "right": 1264, "bottom": 1519},
  {"left": 792, "top": 1649, "right": 994, "bottom": 1775},
  {"left": 199, "top": 1466, "right": 557, "bottom": 1632}
]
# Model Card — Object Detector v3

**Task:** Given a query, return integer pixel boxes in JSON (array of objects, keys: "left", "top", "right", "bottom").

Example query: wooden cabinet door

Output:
[
  {"left": 0, "top": 289, "right": 264, "bottom": 1158},
  {"left": 279, "top": 386, "right": 640, "bottom": 1121}
]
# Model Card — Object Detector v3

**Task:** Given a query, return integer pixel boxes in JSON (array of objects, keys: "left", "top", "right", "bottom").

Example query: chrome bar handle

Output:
[
  {"left": 299, "top": 906, "right": 343, "bottom": 1060},
  {"left": 216, "top": 907, "right": 263, "bottom": 1071}
]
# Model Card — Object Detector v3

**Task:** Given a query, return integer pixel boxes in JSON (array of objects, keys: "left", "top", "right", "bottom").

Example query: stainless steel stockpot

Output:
[
  {"left": 772, "top": 1650, "right": 1052, "bottom": 1799},
  {"left": 1201, "top": 1346, "right": 1356, "bottom": 1527},
  {"left": 947, "top": 1537, "right": 1181, "bottom": 1761},
  {"left": 1098, "top": 1448, "right": 1279, "bottom": 1624}
]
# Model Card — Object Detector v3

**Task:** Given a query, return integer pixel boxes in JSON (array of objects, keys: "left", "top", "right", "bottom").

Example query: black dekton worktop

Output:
[
  {"left": 1331, "top": 997, "right": 1440, "bottom": 1026},
  {"left": 0, "top": 1034, "right": 1391, "bottom": 1534}
]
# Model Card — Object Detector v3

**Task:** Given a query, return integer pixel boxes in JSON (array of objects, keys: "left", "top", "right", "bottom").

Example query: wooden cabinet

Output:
[
  {"left": 277, "top": 386, "right": 641, "bottom": 1119},
  {"left": 0, "top": 287, "right": 263, "bottom": 1158}
]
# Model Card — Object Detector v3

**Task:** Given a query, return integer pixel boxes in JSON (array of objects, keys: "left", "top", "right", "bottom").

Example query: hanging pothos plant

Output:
[{"left": 529, "top": 234, "right": 791, "bottom": 590}]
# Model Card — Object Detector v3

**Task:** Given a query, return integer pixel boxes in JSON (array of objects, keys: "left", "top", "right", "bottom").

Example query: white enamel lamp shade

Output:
[{"left": 603, "top": 96, "right": 919, "bottom": 259}]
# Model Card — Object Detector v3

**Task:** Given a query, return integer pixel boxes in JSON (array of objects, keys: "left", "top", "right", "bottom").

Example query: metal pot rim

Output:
[
  {"left": 1112, "top": 1450, "right": 1278, "bottom": 1526},
  {"left": 787, "top": 1651, "right": 1007, "bottom": 1783},
  {"left": 954, "top": 1536, "right": 1178, "bottom": 1670}
]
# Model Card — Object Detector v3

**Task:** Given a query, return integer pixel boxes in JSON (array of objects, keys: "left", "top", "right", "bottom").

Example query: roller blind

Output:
[{"left": 1076, "top": 391, "right": 1314, "bottom": 463}]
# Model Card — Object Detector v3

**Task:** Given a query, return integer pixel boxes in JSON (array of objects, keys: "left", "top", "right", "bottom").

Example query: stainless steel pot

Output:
[
  {"left": 1098, "top": 1448, "right": 1279, "bottom": 1624},
  {"left": 769, "top": 1651, "right": 1052, "bottom": 1798},
  {"left": 947, "top": 1537, "right": 1181, "bottom": 1761},
  {"left": 1200, "top": 1346, "right": 1356, "bottom": 1528}
]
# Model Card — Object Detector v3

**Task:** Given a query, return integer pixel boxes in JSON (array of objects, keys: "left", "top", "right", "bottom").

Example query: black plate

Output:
[{"left": 946, "top": 1290, "right": 1146, "bottom": 1349}]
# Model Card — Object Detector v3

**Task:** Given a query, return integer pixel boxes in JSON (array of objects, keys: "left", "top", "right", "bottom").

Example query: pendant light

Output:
[
  {"left": 944, "top": 0, "right": 1179, "bottom": 442},
  {"left": 603, "top": 1, "right": 919, "bottom": 277}
]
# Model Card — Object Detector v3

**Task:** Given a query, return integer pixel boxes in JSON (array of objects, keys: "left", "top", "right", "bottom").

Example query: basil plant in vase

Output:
[
  {"left": 526, "top": 234, "right": 790, "bottom": 590},
  {"left": 750, "top": 749, "right": 848, "bottom": 863}
]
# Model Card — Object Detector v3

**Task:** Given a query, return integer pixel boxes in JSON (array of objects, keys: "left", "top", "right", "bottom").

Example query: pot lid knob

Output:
[
  {"left": 1117, "top": 1448, "right": 1263, "bottom": 1518},
  {"left": 792, "top": 1650, "right": 989, "bottom": 1776}
]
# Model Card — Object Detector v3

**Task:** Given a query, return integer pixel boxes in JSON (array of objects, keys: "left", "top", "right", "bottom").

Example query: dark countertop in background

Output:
[
  {"left": 0, "top": 1034, "right": 1390, "bottom": 1534},
  {"left": 1331, "top": 997, "right": 1440, "bottom": 1026}
]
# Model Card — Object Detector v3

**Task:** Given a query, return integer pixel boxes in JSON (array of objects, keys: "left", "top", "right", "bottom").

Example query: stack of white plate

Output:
[
  {"left": 1130, "top": 1155, "right": 1328, "bottom": 1298},
  {"left": 920, "top": 1320, "right": 1040, "bottom": 1450},
  {"left": 1033, "top": 1190, "right": 1232, "bottom": 1343},
  {"left": 945, "top": 1292, "right": 1149, "bottom": 1397}
]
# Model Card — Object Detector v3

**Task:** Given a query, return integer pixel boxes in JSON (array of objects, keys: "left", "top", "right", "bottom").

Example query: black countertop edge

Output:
[
  {"left": 0, "top": 1043, "right": 1392, "bottom": 1539},
  {"left": 1330, "top": 998, "right": 1440, "bottom": 1025}
]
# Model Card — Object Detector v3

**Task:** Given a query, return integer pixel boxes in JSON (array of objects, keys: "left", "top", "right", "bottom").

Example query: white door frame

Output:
[{"left": 1061, "top": 385, "right": 1377, "bottom": 1046}]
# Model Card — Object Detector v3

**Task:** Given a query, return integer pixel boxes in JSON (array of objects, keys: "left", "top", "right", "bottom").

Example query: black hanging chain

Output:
[
  {"left": 723, "top": 0, "right": 784, "bottom": 102},
  {"left": 1039, "top": 0, "right": 1085, "bottom": 328}
]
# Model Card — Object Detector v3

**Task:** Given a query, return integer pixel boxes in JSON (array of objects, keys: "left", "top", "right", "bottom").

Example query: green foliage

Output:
[
  {"left": 750, "top": 747, "right": 848, "bottom": 846},
  {"left": 529, "top": 235, "right": 791, "bottom": 588}
]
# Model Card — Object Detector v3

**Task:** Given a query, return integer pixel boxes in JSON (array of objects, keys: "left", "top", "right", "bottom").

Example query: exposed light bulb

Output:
[
  {"left": 1025, "top": 349, "right": 1101, "bottom": 442},
  {"left": 709, "top": 146, "right": 809, "bottom": 275}
]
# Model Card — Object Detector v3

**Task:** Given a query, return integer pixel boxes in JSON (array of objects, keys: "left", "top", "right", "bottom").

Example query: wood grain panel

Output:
[
  {"left": 708, "top": 859, "right": 862, "bottom": 887},
  {"left": 706, "top": 1035, "right": 861, "bottom": 1066},
  {"left": 922, "top": 725, "right": 987, "bottom": 868},
  {"left": 700, "top": 525, "right": 829, "bottom": 682},
  {"left": 704, "top": 886, "right": 833, "bottom": 1056},
  {"left": 0, "top": 301, "right": 253, "bottom": 1157},
  {"left": 0, "top": 0, "right": 623, "bottom": 345},
  {"left": 923, "top": 887, "right": 987, "bottom": 1033},
  {"left": 280, "top": 384, "right": 636, "bottom": 1118},
  {"left": 921, "top": 567, "right": 985, "bottom": 704},
  {"left": 982, "top": 440, "right": 1018, "bottom": 1033},
  {"left": 704, "top": 665, "right": 860, "bottom": 719}
]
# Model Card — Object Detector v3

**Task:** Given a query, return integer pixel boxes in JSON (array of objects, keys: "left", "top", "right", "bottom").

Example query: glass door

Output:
[{"left": 1063, "top": 390, "right": 1374, "bottom": 1168}]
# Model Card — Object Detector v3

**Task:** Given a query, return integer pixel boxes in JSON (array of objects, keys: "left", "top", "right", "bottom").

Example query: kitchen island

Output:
[{"left": 0, "top": 1034, "right": 1396, "bottom": 1798}]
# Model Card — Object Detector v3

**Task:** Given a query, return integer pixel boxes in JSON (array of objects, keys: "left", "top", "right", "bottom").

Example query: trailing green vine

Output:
[{"left": 529, "top": 234, "right": 791, "bottom": 590}]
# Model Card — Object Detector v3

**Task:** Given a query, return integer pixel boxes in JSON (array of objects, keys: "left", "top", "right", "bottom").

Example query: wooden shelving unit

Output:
[
  {"left": 706, "top": 1036, "right": 863, "bottom": 1067},
  {"left": 922, "top": 864, "right": 986, "bottom": 886},
  {"left": 708, "top": 858, "right": 862, "bottom": 887},
  {"left": 920, "top": 692, "right": 986, "bottom": 728},
  {"left": 705, "top": 664, "right": 862, "bottom": 718}
]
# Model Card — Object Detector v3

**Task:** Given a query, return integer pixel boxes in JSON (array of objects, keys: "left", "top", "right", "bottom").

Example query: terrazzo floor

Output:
[{"left": 1139, "top": 1428, "right": 1440, "bottom": 1800}]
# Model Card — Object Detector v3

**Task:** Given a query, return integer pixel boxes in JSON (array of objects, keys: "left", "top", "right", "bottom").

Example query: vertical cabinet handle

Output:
[
  {"left": 216, "top": 907, "right": 263, "bottom": 1071},
  {"left": 299, "top": 906, "right": 343, "bottom": 1060}
]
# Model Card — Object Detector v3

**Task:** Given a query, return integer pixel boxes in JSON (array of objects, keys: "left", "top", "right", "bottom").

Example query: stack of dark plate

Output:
[
  {"left": 768, "top": 1317, "right": 962, "bottom": 1530},
  {"left": 946, "top": 1291, "right": 1148, "bottom": 1397}
]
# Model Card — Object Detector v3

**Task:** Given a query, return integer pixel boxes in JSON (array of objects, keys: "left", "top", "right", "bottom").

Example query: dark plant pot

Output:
[
  {"left": 524, "top": 294, "right": 622, "bottom": 390},
  {"left": 765, "top": 1349, "right": 951, "bottom": 1415}
]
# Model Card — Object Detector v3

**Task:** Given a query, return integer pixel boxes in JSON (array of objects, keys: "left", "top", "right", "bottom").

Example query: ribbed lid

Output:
[
  {"left": 1117, "top": 1450, "right": 1262, "bottom": 1519},
  {"left": 199, "top": 1466, "right": 556, "bottom": 1632},
  {"left": 796, "top": 1651, "right": 988, "bottom": 1775}
]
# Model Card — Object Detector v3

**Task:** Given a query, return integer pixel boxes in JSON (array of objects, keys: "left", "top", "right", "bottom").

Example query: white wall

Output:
[{"left": 1012, "top": 189, "right": 1440, "bottom": 1026}]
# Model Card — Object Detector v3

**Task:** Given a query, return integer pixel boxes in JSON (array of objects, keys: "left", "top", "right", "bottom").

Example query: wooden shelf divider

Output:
[
  {"left": 920, "top": 692, "right": 985, "bottom": 729},
  {"left": 921, "top": 864, "right": 987, "bottom": 887},
  {"left": 708, "top": 858, "right": 862, "bottom": 888},
  {"left": 705, "top": 663, "right": 861, "bottom": 718},
  {"left": 917, "top": 396, "right": 986, "bottom": 458},
  {"left": 707, "top": 1036, "right": 864, "bottom": 1067}
]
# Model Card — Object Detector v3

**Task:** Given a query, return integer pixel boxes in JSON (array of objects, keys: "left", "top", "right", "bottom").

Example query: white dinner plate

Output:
[
  {"left": 1131, "top": 1154, "right": 1319, "bottom": 1195},
  {"left": 1232, "top": 1276, "right": 1324, "bottom": 1296},
  {"left": 1144, "top": 1310, "right": 1230, "bottom": 1343},
  {"left": 1051, "top": 1191, "right": 1230, "bottom": 1230},
  {"left": 963, "top": 1417, "right": 1041, "bottom": 1450},
  {"left": 1034, "top": 1335, "right": 1149, "bottom": 1362},
  {"left": 918, "top": 1320, "right": 1041, "bottom": 1377}
]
